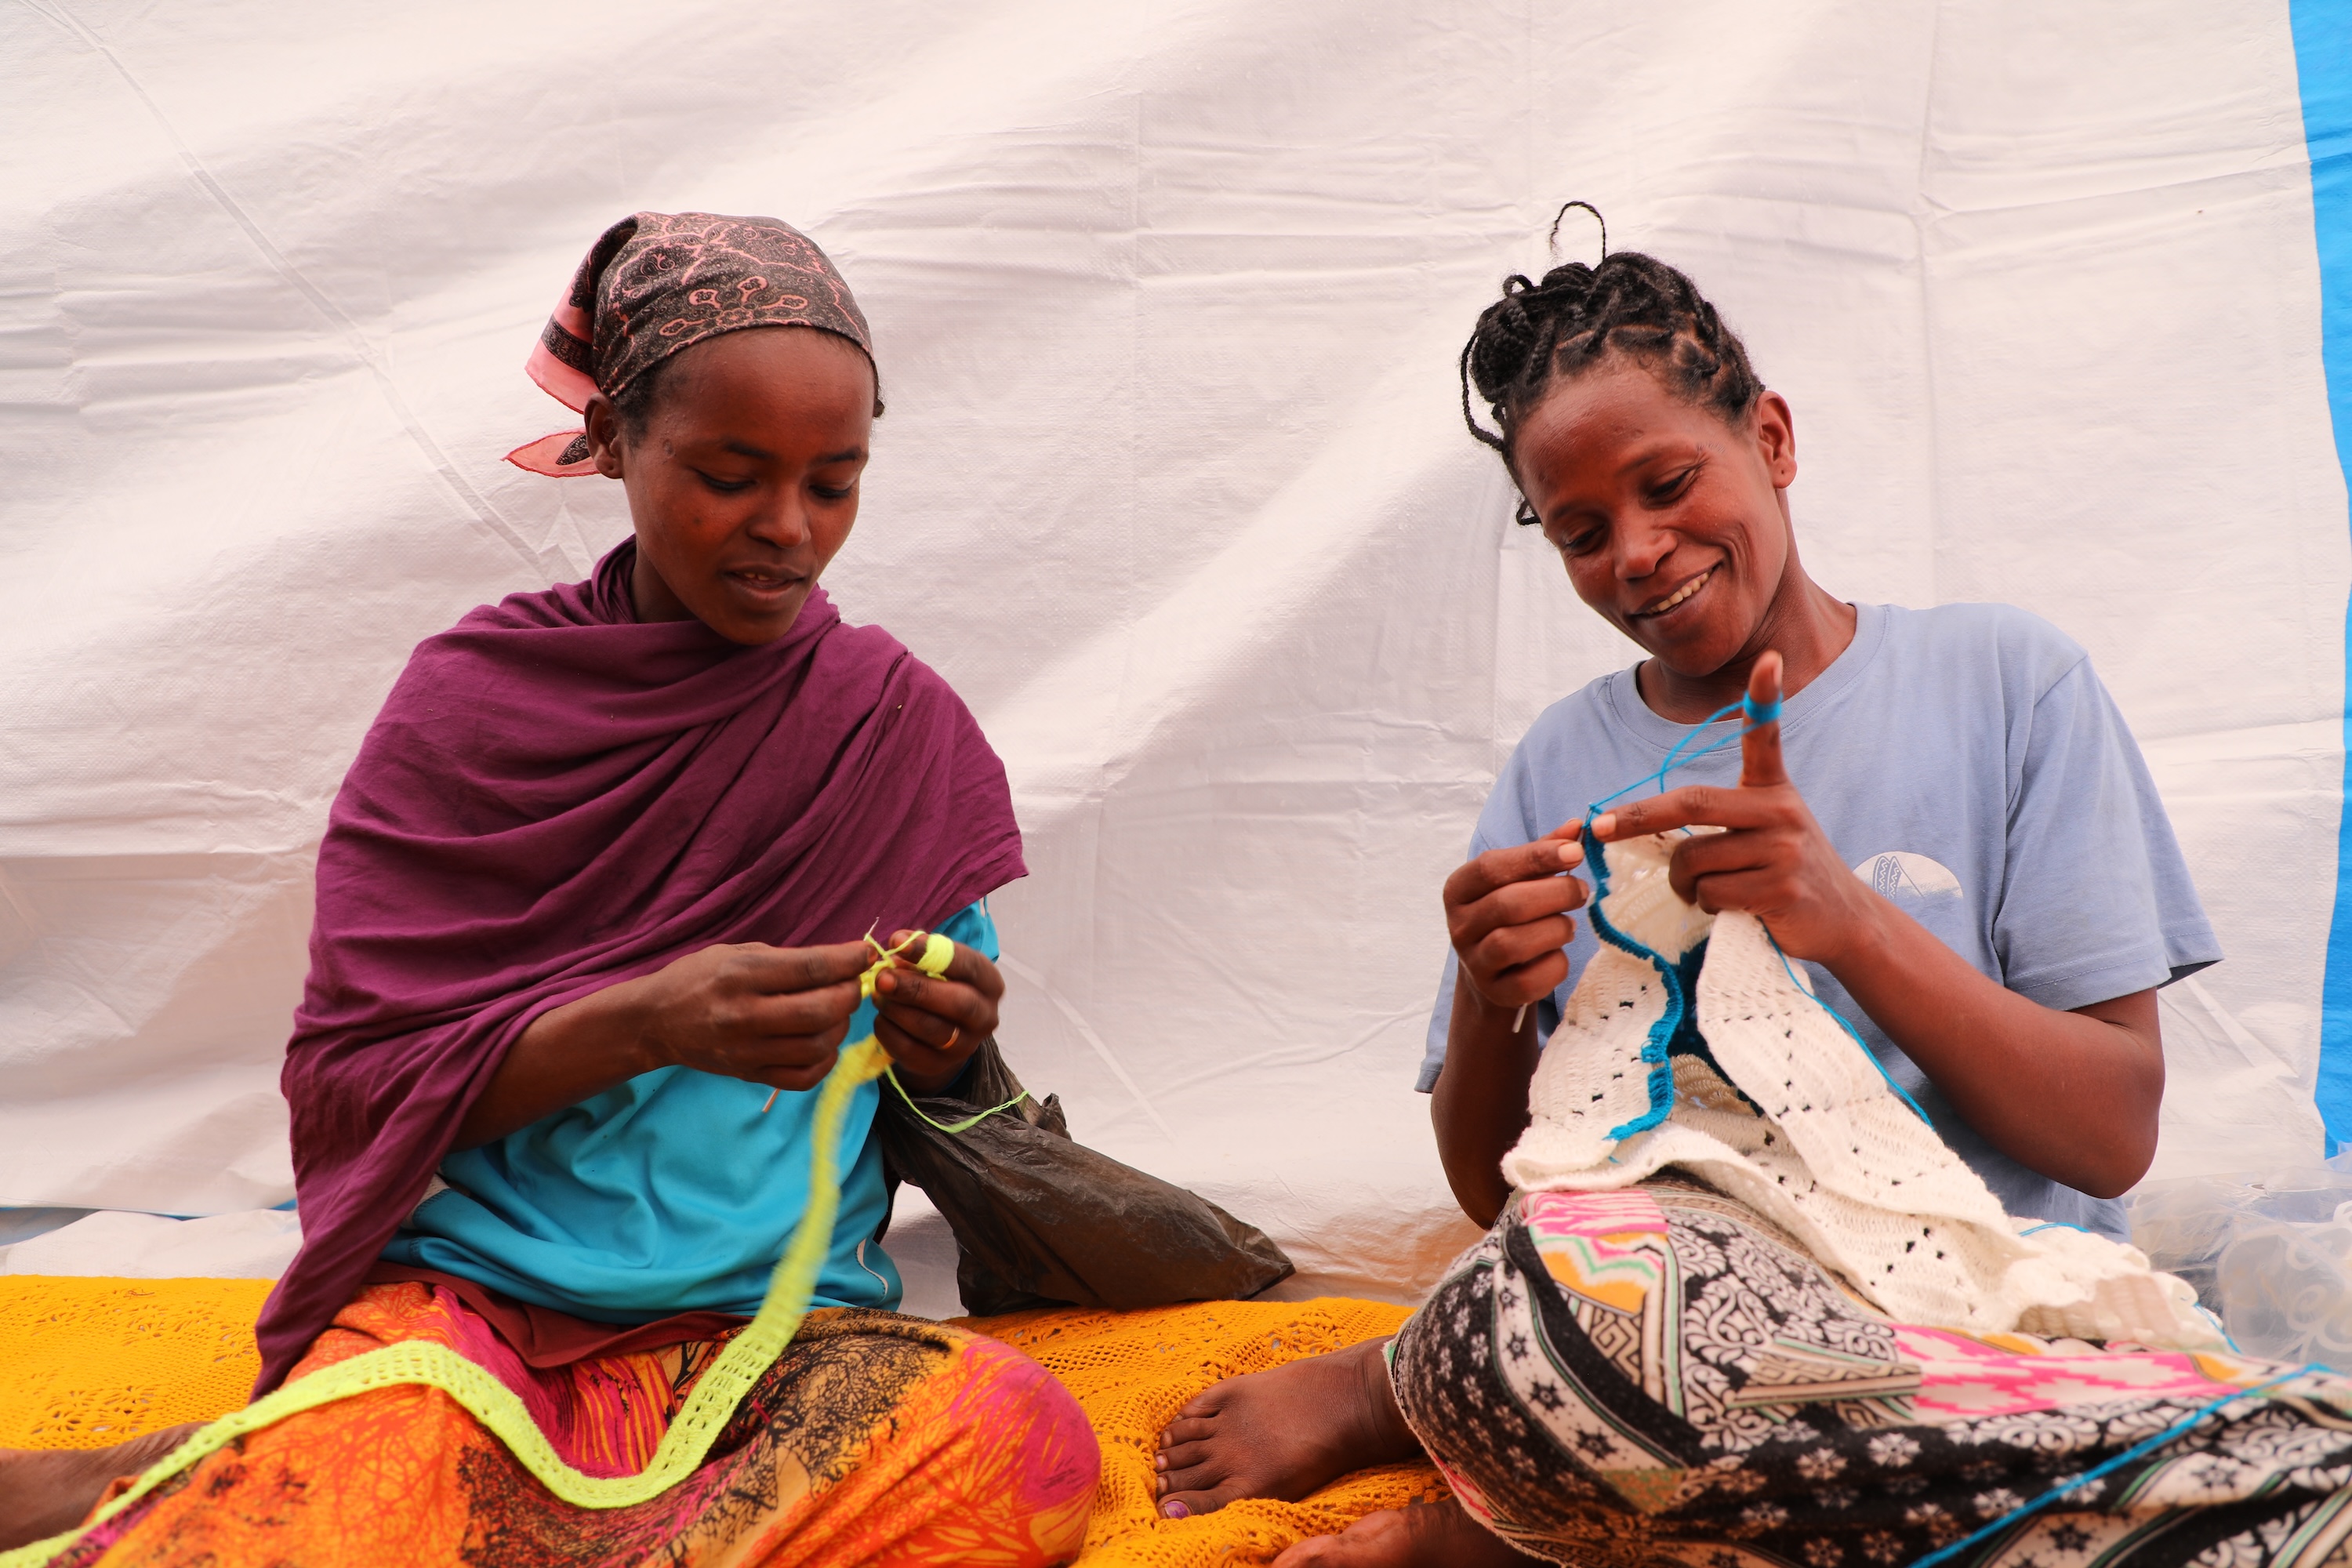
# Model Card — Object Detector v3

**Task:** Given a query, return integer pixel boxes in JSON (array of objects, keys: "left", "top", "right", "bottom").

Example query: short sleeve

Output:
[
  {"left": 1419, "top": 955, "right": 1461, "bottom": 1093},
  {"left": 1994, "top": 656, "right": 2220, "bottom": 1010}
]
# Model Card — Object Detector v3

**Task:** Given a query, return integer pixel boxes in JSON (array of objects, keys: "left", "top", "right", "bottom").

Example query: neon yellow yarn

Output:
[
  {"left": 0, "top": 933, "right": 959, "bottom": 1568},
  {"left": 882, "top": 1060, "right": 1030, "bottom": 1134}
]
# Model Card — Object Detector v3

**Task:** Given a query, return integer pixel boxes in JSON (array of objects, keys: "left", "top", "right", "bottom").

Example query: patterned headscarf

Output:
[{"left": 506, "top": 212, "right": 874, "bottom": 477}]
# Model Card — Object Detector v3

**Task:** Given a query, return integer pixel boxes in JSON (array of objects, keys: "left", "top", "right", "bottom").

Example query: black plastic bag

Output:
[{"left": 873, "top": 1036, "right": 1294, "bottom": 1316}]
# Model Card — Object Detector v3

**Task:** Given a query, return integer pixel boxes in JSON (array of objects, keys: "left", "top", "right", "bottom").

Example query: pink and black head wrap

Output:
[{"left": 506, "top": 211, "right": 875, "bottom": 477}]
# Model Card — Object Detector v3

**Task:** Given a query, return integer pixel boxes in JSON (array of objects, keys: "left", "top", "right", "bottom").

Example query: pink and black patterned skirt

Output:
[{"left": 1390, "top": 1180, "right": 2352, "bottom": 1568}]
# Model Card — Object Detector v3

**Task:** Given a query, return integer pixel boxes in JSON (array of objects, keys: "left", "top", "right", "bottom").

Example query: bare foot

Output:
[
  {"left": 0, "top": 1423, "right": 203, "bottom": 1551},
  {"left": 1154, "top": 1337, "right": 1421, "bottom": 1519},
  {"left": 1272, "top": 1499, "right": 1528, "bottom": 1566}
]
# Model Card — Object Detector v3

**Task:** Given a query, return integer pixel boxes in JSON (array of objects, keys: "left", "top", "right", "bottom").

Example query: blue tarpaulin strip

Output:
[{"left": 2300, "top": 0, "right": 2352, "bottom": 1151}]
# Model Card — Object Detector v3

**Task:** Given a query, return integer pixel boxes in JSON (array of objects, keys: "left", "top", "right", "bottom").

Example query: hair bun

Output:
[{"left": 1458, "top": 245, "right": 1762, "bottom": 463}]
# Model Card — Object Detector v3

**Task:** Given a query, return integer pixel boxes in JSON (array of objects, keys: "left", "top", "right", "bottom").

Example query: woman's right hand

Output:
[
  {"left": 1431, "top": 819, "right": 1589, "bottom": 1227},
  {"left": 456, "top": 939, "right": 878, "bottom": 1148},
  {"left": 628, "top": 941, "right": 875, "bottom": 1091},
  {"left": 1441, "top": 821, "right": 1589, "bottom": 1010}
]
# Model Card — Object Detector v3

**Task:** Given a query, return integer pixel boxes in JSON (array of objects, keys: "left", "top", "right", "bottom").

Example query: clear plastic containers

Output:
[{"left": 2129, "top": 1156, "right": 2352, "bottom": 1367}]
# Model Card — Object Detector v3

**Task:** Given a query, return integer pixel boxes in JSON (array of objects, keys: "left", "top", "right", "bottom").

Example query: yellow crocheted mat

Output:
[
  {"left": 964, "top": 1296, "right": 1447, "bottom": 1566},
  {"left": 0, "top": 1277, "right": 272, "bottom": 1449},
  {"left": 0, "top": 1278, "right": 1438, "bottom": 1563}
]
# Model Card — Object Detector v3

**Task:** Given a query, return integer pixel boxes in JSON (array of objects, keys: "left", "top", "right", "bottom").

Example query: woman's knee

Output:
[{"left": 953, "top": 1338, "right": 1102, "bottom": 1526}]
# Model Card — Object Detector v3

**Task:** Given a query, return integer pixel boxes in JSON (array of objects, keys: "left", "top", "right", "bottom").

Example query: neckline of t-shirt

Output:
[{"left": 1598, "top": 601, "right": 1887, "bottom": 757}]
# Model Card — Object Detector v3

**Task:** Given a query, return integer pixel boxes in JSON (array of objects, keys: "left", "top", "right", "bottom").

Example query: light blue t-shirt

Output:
[
  {"left": 386, "top": 902, "right": 1000, "bottom": 1322},
  {"left": 1417, "top": 603, "right": 2219, "bottom": 1239}
]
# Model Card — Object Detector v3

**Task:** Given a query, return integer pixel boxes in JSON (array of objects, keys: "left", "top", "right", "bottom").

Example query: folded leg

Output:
[
  {"left": 56, "top": 1286, "right": 1098, "bottom": 1567},
  {"left": 1390, "top": 1180, "right": 2352, "bottom": 1568}
]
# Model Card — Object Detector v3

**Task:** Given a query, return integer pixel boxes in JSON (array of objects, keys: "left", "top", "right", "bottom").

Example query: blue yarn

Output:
[
  {"left": 2196, "top": 1303, "right": 2245, "bottom": 1355},
  {"left": 1588, "top": 681, "right": 1784, "bottom": 820},
  {"left": 1904, "top": 1368, "right": 2311, "bottom": 1568},
  {"left": 1577, "top": 692, "right": 1927, "bottom": 1131},
  {"left": 1766, "top": 933, "right": 1933, "bottom": 1126},
  {"left": 1589, "top": 700, "right": 1753, "bottom": 815},
  {"left": 2018, "top": 1220, "right": 2090, "bottom": 1236},
  {"left": 1580, "top": 831, "right": 1694, "bottom": 1142}
]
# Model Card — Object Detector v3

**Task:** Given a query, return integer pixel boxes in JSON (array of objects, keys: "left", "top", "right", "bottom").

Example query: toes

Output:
[
  {"left": 1155, "top": 1437, "right": 1213, "bottom": 1474},
  {"left": 1171, "top": 1385, "right": 1232, "bottom": 1423},
  {"left": 1156, "top": 1415, "right": 1217, "bottom": 1450},
  {"left": 1160, "top": 1479, "right": 1255, "bottom": 1521},
  {"left": 1154, "top": 1453, "right": 1224, "bottom": 1499}
]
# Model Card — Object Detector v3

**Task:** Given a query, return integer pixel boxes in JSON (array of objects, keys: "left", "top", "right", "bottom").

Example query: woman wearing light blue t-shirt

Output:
[
  {"left": 1417, "top": 259, "right": 2216, "bottom": 1243},
  {"left": 1142, "top": 245, "right": 2330, "bottom": 1568}
]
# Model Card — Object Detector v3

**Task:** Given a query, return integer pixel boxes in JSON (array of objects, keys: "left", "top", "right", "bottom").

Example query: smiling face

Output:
[
  {"left": 583, "top": 326, "right": 876, "bottom": 644},
  {"left": 1512, "top": 359, "right": 1802, "bottom": 684}
]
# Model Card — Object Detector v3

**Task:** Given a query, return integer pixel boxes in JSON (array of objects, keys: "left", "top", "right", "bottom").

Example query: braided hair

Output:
[{"left": 1460, "top": 215, "right": 1762, "bottom": 519}]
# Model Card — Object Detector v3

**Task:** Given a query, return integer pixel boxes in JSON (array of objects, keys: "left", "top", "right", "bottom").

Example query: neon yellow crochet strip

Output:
[{"left": 0, "top": 934, "right": 957, "bottom": 1568}]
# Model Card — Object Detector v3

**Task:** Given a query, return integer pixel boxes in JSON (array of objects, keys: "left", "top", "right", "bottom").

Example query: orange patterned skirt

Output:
[{"left": 53, "top": 1281, "right": 1100, "bottom": 1567}]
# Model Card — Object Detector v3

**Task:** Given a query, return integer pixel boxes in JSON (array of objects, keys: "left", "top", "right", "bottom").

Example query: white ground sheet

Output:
[{"left": 0, "top": 0, "right": 2343, "bottom": 1298}]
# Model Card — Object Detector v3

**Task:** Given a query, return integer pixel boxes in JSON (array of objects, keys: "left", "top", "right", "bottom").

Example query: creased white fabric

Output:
[
  {"left": 0, "top": 1209, "right": 301, "bottom": 1280},
  {"left": 0, "top": 1, "right": 2339, "bottom": 1301}
]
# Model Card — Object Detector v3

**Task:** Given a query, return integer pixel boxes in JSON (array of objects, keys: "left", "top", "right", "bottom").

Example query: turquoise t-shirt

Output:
[{"left": 385, "top": 903, "right": 999, "bottom": 1322}]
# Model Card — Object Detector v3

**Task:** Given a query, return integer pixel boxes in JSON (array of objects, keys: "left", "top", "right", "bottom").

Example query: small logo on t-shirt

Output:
[{"left": 1853, "top": 851, "right": 1963, "bottom": 906}]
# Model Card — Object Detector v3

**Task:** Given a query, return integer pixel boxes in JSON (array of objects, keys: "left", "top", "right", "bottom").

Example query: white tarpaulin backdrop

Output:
[{"left": 2, "top": 0, "right": 2344, "bottom": 1298}]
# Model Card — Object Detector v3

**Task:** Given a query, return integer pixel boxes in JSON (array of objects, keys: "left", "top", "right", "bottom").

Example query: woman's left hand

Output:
[
  {"left": 872, "top": 931, "right": 1003, "bottom": 1093},
  {"left": 1588, "top": 651, "right": 1879, "bottom": 966}
]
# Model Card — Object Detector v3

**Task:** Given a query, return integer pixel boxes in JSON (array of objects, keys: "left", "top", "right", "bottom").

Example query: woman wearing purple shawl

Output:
[{"left": 9, "top": 214, "right": 1100, "bottom": 1565}]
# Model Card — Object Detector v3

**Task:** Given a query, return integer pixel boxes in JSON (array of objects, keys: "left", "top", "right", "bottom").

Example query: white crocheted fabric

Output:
[{"left": 1502, "top": 830, "right": 2217, "bottom": 1348}]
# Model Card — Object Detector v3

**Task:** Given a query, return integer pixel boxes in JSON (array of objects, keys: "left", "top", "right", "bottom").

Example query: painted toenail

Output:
[{"left": 1163, "top": 1501, "right": 1189, "bottom": 1519}]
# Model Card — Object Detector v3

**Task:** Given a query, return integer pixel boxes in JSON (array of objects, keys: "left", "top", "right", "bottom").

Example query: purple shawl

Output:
[{"left": 258, "top": 542, "right": 1024, "bottom": 1391}]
